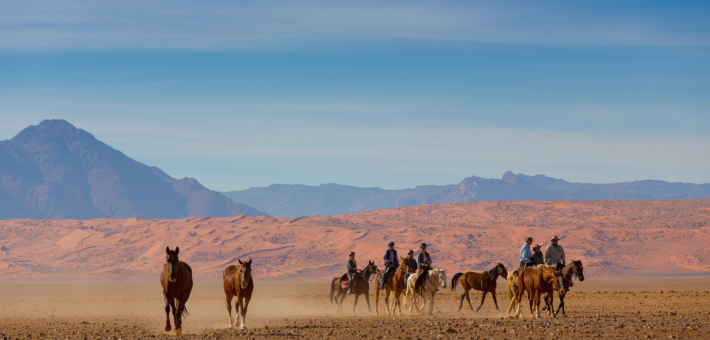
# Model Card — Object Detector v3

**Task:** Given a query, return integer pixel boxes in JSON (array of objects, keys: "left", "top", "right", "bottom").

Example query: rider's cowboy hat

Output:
[
  {"left": 550, "top": 235, "right": 560, "bottom": 241},
  {"left": 349, "top": 251, "right": 355, "bottom": 256},
  {"left": 533, "top": 244, "right": 541, "bottom": 250},
  {"left": 388, "top": 241, "right": 395, "bottom": 247},
  {"left": 420, "top": 242, "right": 427, "bottom": 248},
  {"left": 407, "top": 249, "right": 414, "bottom": 254},
  {"left": 525, "top": 237, "right": 533, "bottom": 242}
]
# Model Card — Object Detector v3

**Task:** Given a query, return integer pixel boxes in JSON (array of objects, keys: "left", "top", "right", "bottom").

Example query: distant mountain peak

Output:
[
  {"left": 0, "top": 120, "right": 267, "bottom": 219},
  {"left": 501, "top": 170, "right": 521, "bottom": 184}
]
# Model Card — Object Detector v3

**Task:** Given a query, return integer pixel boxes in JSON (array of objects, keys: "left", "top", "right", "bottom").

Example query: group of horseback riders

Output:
[
  {"left": 346, "top": 241, "right": 433, "bottom": 294},
  {"left": 517, "top": 235, "right": 566, "bottom": 274},
  {"left": 344, "top": 235, "right": 567, "bottom": 294}
]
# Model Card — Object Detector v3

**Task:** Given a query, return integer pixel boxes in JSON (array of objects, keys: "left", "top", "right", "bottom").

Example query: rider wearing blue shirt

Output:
[{"left": 519, "top": 237, "right": 533, "bottom": 269}]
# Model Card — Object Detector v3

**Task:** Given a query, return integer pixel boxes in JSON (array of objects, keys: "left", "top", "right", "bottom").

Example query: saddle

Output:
[{"left": 341, "top": 272, "right": 361, "bottom": 289}]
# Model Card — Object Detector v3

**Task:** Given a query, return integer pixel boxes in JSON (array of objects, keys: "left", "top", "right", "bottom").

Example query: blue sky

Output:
[{"left": 1, "top": 1, "right": 709, "bottom": 190}]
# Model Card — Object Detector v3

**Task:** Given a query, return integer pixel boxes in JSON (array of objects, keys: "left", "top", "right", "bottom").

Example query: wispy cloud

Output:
[{"left": 1, "top": 0, "right": 709, "bottom": 51}]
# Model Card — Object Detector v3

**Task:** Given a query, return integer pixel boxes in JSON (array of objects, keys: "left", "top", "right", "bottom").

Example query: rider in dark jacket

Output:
[
  {"left": 405, "top": 249, "right": 417, "bottom": 281},
  {"left": 414, "top": 243, "right": 432, "bottom": 293},
  {"left": 379, "top": 241, "right": 399, "bottom": 289},
  {"left": 346, "top": 251, "right": 357, "bottom": 294},
  {"left": 531, "top": 244, "right": 545, "bottom": 265}
]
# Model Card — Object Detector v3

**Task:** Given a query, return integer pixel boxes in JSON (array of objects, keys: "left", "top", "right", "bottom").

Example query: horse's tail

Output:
[
  {"left": 507, "top": 274, "right": 514, "bottom": 298},
  {"left": 329, "top": 277, "right": 338, "bottom": 304},
  {"left": 450, "top": 272, "right": 463, "bottom": 292},
  {"left": 181, "top": 305, "right": 189, "bottom": 318}
]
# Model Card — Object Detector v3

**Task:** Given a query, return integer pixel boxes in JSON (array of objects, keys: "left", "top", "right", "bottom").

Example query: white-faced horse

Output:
[{"left": 403, "top": 268, "right": 447, "bottom": 315}]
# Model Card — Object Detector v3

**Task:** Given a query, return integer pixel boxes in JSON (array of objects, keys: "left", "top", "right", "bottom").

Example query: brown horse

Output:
[
  {"left": 543, "top": 260, "right": 585, "bottom": 317},
  {"left": 160, "top": 247, "right": 193, "bottom": 335},
  {"left": 375, "top": 257, "right": 411, "bottom": 315},
  {"left": 514, "top": 265, "right": 565, "bottom": 318},
  {"left": 223, "top": 259, "right": 254, "bottom": 329},
  {"left": 329, "top": 261, "right": 378, "bottom": 314},
  {"left": 450, "top": 263, "right": 508, "bottom": 312}
]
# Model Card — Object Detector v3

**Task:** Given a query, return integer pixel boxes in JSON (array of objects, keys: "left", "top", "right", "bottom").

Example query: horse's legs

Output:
[
  {"left": 491, "top": 291, "right": 500, "bottom": 311},
  {"left": 534, "top": 292, "right": 541, "bottom": 319},
  {"left": 239, "top": 295, "right": 251, "bottom": 329},
  {"left": 164, "top": 295, "right": 172, "bottom": 332},
  {"left": 225, "top": 291, "right": 234, "bottom": 328},
  {"left": 169, "top": 297, "right": 178, "bottom": 332},
  {"left": 457, "top": 290, "right": 466, "bottom": 312},
  {"left": 393, "top": 290, "right": 402, "bottom": 315},
  {"left": 383, "top": 288, "right": 390, "bottom": 315},
  {"left": 352, "top": 294, "right": 359, "bottom": 314},
  {"left": 555, "top": 294, "right": 565, "bottom": 317},
  {"left": 338, "top": 291, "right": 347, "bottom": 313},
  {"left": 427, "top": 290, "right": 434, "bottom": 315},
  {"left": 375, "top": 286, "right": 380, "bottom": 315},
  {"left": 527, "top": 290, "right": 535, "bottom": 318},
  {"left": 365, "top": 292, "right": 372, "bottom": 313},
  {"left": 476, "top": 291, "right": 488, "bottom": 312}
]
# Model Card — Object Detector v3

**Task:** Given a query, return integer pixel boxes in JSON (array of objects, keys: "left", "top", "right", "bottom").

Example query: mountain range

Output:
[
  {"left": 0, "top": 120, "right": 266, "bottom": 219},
  {"left": 223, "top": 171, "right": 710, "bottom": 217},
  {"left": 2, "top": 120, "right": 708, "bottom": 220}
]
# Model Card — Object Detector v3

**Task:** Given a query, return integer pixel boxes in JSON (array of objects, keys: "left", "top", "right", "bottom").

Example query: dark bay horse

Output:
[
  {"left": 329, "top": 261, "right": 377, "bottom": 314},
  {"left": 375, "top": 257, "right": 411, "bottom": 315},
  {"left": 450, "top": 263, "right": 508, "bottom": 312},
  {"left": 160, "top": 247, "right": 193, "bottom": 335},
  {"left": 515, "top": 265, "right": 565, "bottom": 318},
  {"left": 543, "top": 260, "right": 585, "bottom": 317},
  {"left": 223, "top": 259, "right": 254, "bottom": 329}
]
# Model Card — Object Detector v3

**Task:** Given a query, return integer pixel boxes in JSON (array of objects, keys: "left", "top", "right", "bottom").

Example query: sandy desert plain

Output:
[{"left": 2, "top": 200, "right": 710, "bottom": 339}]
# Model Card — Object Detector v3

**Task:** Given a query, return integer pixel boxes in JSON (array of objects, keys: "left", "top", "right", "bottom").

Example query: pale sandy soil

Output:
[{"left": 1, "top": 279, "right": 709, "bottom": 339}]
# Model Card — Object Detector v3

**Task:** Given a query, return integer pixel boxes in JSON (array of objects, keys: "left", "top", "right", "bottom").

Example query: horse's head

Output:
[
  {"left": 369, "top": 260, "right": 378, "bottom": 273},
  {"left": 400, "top": 256, "right": 409, "bottom": 268},
  {"left": 496, "top": 263, "right": 508, "bottom": 278},
  {"left": 237, "top": 258, "right": 253, "bottom": 289},
  {"left": 545, "top": 266, "right": 566, "bottom": 296},
  {"left": 165, "top": 246, "right": 180, "bottom": 283},
  {"left": 572, "top": 260, "right": 584, "bottom": 281},
  {"left": 438, "top": 269, "right": 447, "bottom": 289}
]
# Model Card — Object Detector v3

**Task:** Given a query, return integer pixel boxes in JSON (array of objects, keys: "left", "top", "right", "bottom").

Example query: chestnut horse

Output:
[
  {"left": 375, "top": 257, "right": 411, "bottom": 315},
  {"left": 514, "top": 265, "right": 565, "bottom": 318},
  {"left": 160, "top": 247, "right": 193, "bottom": 335},
  {"left": 543, "top": 260, "right": 585, "bottom": 317},
  {"left": 223, "top": 259, "right": 254, "bottom": 329},
  {"left": 450, "top": 263, "right": 508, "bottom": 312}
]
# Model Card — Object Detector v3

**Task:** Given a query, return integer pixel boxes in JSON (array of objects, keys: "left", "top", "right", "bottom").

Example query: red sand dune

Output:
[{"left": 1, "top": 200, "right": 709, "bottom": 280}]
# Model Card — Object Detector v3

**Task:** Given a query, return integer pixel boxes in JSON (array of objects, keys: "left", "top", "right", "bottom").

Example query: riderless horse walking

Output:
[
  {"left": 160, "top": 247, "right": 193, "bottom": 335},
  {"left": 223, "top": 259, "right": 254, "bottom": 329},
  {"left": 514, "top": 265, "right": 565, "bottom": 318},
  {"left": 451, "top": 263, "right": 508, "bottom": 312}
]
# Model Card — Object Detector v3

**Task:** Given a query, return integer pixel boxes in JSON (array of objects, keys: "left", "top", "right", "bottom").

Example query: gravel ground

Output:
[{"left": 2, "top": 289, "right": 709, "bottom": 340}]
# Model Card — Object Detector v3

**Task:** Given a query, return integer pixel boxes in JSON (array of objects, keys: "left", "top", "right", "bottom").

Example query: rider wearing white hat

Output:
[{"left": 544, "top": 235, "right": 566, "bottom": 269}]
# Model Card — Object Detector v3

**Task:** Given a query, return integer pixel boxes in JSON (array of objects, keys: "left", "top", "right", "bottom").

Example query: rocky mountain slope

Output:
[
  {"left": 224, "top": 171, "right": 710, "bottom": 217},
  {"left": 1, "top": 200, "right": 708, "bottom": 280},
  {"left": 0, "top": 120, "right": 266, "bottom": 219}
]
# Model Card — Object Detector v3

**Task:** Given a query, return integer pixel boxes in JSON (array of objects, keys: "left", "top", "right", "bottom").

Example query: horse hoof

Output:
[
  {"left": 240, "top": 325, "right": 246, "bottom": 330},
  {"left": 175, "top": 328, "right": 182, "bottom": 336},
  {"left": 562, "top": 314, "right": 568, "bottom": 317},
  {"left": 165, "top": 325, "right": 172, "bottom": 332}
]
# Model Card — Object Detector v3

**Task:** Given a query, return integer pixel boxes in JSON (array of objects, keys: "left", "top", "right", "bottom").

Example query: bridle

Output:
[
  {"left": 425, "top": 269, "right": 446, "bottom": 291},
  {"left": 239, "top": 265, "right": 251, "bottom": 289},
  {"left": 166, "top": 264, "right": 178, "bottom": 283},
  {"left": 562, "top": 262, "right": 583, "bottom": 284}
]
